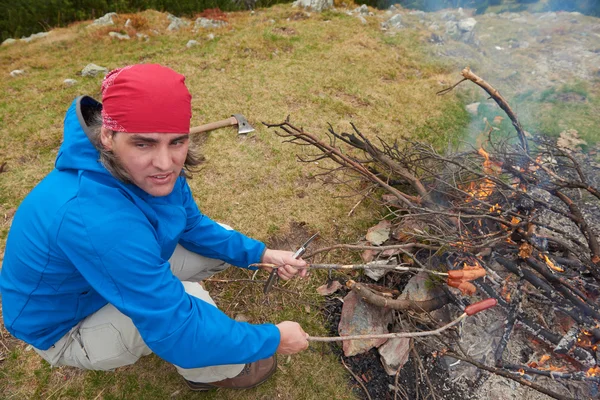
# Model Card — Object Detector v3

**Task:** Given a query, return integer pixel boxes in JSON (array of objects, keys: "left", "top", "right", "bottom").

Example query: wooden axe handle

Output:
[{"left": 190, "top": 116, "right": 238, "bottom": 134}]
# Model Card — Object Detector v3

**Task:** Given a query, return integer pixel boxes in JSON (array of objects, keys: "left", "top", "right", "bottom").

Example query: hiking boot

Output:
[{"left": 185, "top": 355, "right": 277, "bottom": 391}]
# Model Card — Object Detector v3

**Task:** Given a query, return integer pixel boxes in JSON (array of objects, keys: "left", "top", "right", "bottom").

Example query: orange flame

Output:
[
  {"left": 587, "top": 367, "right": 600, "bottom": 377},
  {"left": 543, "top": 255, "right": 564, "bottom": 272}
]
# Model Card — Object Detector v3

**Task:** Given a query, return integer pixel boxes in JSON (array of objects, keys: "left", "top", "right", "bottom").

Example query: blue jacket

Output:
[{"left": 0, "top": 96, "right": 280, "bottom": 369}]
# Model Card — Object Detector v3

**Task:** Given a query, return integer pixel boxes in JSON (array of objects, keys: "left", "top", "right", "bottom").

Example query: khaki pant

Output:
[{"left": 34, "top": 243, "right": 245, "bottom": 383}]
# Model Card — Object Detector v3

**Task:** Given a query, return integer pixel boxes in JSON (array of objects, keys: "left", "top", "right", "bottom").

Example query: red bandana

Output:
[{"left": 101, "top": 64, "right": 192, "bottom": 133}]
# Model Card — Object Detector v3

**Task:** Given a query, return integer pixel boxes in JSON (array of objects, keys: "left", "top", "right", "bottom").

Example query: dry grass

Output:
[{"left": 0, "top": 4, "right": 467, "bottom": 399}]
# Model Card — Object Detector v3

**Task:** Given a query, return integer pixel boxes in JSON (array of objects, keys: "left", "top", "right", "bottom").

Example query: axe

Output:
[{"left": 190, "top": 114, "right": 254, "bottom": 135}]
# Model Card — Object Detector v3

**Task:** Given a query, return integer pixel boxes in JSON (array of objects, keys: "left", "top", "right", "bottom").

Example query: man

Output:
[{"left": 0, "top": 64, "right": 310, "bottom": 391}]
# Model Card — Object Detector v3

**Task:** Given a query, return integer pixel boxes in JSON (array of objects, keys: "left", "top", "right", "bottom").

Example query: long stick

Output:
[
  {"left": 307, "top": 313, "right": 467, "bottom": 342},
  {"left": 249, "top": 263, "right": 448, "bottom": 276}
]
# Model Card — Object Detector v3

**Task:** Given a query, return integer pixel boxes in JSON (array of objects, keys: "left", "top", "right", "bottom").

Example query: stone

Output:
[
  {"left": 20, "top": 32, "right": 49, "bottom": 43},
  {"left": 378, "top": 338, "right": 411, "bottom": 375},
  {"left": 383, "top": 14, "right": 403, "bottom": 30},
  {"left": 2, "top": 38, "right": 16, "bottom": 46},
  {"left": 108, "top": 32, "right": 130, "bottom": 40},
  {"left": 63, "top": 79, "right": 77, "bottom": 86},
  {"left": 445, "top": 21, "right": 458, "bottom": 36},
  {"left": 354, "top": 4, "right": 369, "bottom": 15},
  {"left": 167, "top": 14, "right": 190, "bottom": 31},
  {"left": 194, "top": 18, "right": 227, "bottom": 29},
  {"left": 136, "top": 33, "right": 149, "bottom": 41},
  {"left": 125, "top": 19, "right": 132, "bottom": 28},
  {"left": 10, "top": 70, "right": 25, "bottom": 77},
  {"left": 81, "top": 63, "right": 108, "bottom": 77},
  {"left": 458, "top": 18, "right": 477, "bottom": 33},
  {"left": 466, "top": 102, "right": 480, "bottom": 116},
  {"left": 186, "top": 40, "right": 199, "bottom": 48},
  {"left": 338, "top": 290, "right": 392, "bottom": 356},
  {"left": 292, "top": 0, "right": 333, "bottom": 13},
  {"left": 207, "top": 33, "right": 215, "bottom": 40},
  {"left": 92, "top": 12, "right": 117, "bottom": 26},
  {"left": 358, "top": 16, "right": 367, "bottom": 25}
]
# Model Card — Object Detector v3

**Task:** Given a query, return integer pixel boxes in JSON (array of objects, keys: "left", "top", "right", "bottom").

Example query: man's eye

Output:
[{"left": 135, "top": 143, "right": 149, "bottom": 148}]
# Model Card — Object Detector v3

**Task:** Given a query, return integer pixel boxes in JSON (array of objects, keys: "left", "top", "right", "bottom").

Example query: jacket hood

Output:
[{"left": 55, "top": 96, "right": 106, "bottom": 174}]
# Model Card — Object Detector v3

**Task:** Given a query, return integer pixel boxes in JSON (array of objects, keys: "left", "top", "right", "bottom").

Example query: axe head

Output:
[{"left": 232, "top": 114, "right": 255, "bottom": 135}]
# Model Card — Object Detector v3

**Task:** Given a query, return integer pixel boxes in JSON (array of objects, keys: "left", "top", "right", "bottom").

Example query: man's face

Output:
[{"left": 101, "top": 128, "right": 189, "bottom": 197}]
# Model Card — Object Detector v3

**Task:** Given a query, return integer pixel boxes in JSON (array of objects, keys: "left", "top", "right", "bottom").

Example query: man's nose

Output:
[{"left": 153, "top": 146, "right": 172, "bottom": 170}]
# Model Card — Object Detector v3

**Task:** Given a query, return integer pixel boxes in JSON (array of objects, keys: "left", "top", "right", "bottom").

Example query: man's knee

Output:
[{"left": 182, "top": 281, "right": 217, "bottom": 308}]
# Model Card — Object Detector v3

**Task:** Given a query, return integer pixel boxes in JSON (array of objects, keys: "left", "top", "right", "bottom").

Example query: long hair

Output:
[{"left": 86, "top": 111, "right": 203, "bottom": 184}]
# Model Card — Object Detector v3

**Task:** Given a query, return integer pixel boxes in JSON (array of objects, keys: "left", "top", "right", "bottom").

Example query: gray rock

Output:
[
  {"left": 354, "top": 4, "right": 369, "bottom": 15},
  {"left": 445, "top": 20, "right": 458, "bottom": 35},
  {"left": 136, "top": 33, "right": 149, "bottom": 41},
  {"left": 167, "top": 14, "right": 190, "bottom": 31},
  {"left": 10, "top": 69, "right": 25, "bottom": 77},
  {"left": 108, "top": 32, "right": 130, "bottom": 40},
  {"left": 409, "top": 10, "right": 426, "bottom": 19},
  {"left": 186, "top": 39, "right": 199, "bottom": 48},
  {"left": 92, "top": 12, "right": 117, "bottom": 26},
  {"left": 194, "top": 17, "right": 227, "bottom": 29},
  {"left": 358, "top": 15, "right": 367, "bottom": 25},
  {"left": 125, "top": 19, "right": 132, "bottom": 28},
  {"left": 399, "top": 271, "right": 444, "bottom": 303},
  {"left": 378, "top": 338, "right": 411, "bottom": 375},
  {"left": 20, "top": 32, "right": 49, "bottom": 43},
  {"left": 2, "top": 38, "right": 16, "bottom": 46},
  {"left": 458, "top": 18, "right": 477, "bottom": 33},
  {"left": 440, "top": 11, "right": 456, "bottom": 21},
  {"left": 382, "top": 14, "right": 403, "bottom": 30},
  {"left": 207, "top": 33, "right": 215, "bottom": 40},
  {"left": 466, "top": 102, "right": 480, "bottom": 116},
  {"left": 81, "top": 63, "right": 108, "bottom": 77},
  {"left": 538, "top": 12, "right": 557, "bottom": 20},
  {"left": 63, "top": 79, "right": 78, "bottom": 86},
  {"left": 292, "top": 0, "right": 333, "bottom": 12}
]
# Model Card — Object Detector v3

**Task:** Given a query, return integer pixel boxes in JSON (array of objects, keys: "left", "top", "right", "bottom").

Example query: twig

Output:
[
  {"left": 307, "top": 313, "right": 467, "bottom": 342},
  {"left": 340, "top": 357, "right": 372, "bottom": 400},
  {"left": 446, "top": 353, "right": 572, "bottom": 400},
  {"left": 502, "top": 362, "right": 600, "bottom": 383},
  {"left": 460, "top": 67, "right": 529, "bottom": 153},
  {"left": 204, "top": 278, "right": 300, "bottom": 295},
  {"left": 249, "top": 263, "right": 448, "bottom": 276},
  {"left": 304, "top": 243, "right": 438, "bottom": 259}
]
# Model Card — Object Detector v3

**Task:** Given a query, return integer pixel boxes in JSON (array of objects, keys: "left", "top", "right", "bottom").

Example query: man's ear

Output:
[{"left": 100, "top": 127, "right": 114, "bottom": 150}]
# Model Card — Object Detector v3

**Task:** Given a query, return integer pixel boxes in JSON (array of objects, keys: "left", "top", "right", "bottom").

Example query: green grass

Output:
[{"left": 0, "top": 4, "right": 471, "bottom": 399}]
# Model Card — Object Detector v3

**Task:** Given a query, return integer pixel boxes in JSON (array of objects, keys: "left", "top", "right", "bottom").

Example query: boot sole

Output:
[{"left": 185, "top": 357, "right": 278, "bottom": 391}]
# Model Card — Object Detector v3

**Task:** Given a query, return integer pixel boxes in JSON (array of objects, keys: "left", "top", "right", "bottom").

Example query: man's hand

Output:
[
  {"left": 261, "top": 249, "right": 308, "bottom": 280},
  {"left": 276, "top": 321, "right": 309, "bottom": 354}
]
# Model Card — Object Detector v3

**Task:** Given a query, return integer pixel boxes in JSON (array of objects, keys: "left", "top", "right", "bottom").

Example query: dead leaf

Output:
[
  {"left": 519, "top": 243, "right": 533, "bottom": 259},
  {"left": 361, "top": 249, "right": 378, "bottom": 263},
  {"left": 316, "top": 281, "right": 342, "bottom": 296},
  {"left": 557, "top": 129, "right": 587, "bottom": 151},
  {"left": 366, "top": 220, "right": 391, "bottom": 245},
  {"left": 493, "top": 115, "right": 504, "bottom": 124}
]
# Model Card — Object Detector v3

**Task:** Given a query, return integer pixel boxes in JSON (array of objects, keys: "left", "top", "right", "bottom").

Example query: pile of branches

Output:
[{"left": 265, "top": 68, "right": 600, "bottom": 399}]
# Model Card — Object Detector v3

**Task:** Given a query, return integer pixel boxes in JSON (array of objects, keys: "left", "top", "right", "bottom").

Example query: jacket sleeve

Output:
[
  {"left": 56, "top": 193, "right": 280, "bottom": 369},
  {"left": 178, "top": 180, "right": 266, "bottom": 268}
]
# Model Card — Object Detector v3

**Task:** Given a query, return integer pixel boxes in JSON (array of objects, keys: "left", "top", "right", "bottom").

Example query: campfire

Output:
[{"left": 265, "top": 67, "right": 600, "bottom": 399}]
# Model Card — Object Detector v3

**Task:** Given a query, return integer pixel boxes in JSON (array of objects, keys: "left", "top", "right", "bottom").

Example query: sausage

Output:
[
  {"left": 447, "top": 268, "right": 486, "bottom": 281},
  {"left": 465, "top": 298, "right": 498, "bottom": 316}
]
